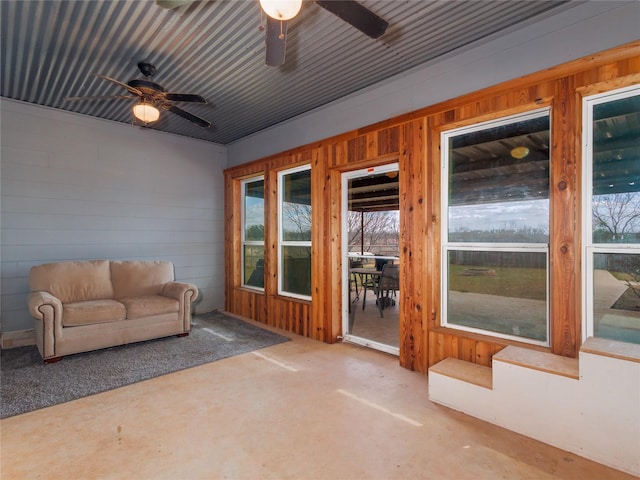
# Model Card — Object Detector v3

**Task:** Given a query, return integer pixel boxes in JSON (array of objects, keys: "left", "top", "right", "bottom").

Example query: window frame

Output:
[
  {"left": 440, "top": 107, "right": 551, "bottom": 346},
  {"left": 278, "top": 164, "right": 312, "bottom": 300},
  {"left": 241, "top": 175, "right": 265, "bottom": 291},
  {"left": 581, "top": 84, "right": 640, "bottom": 342}
]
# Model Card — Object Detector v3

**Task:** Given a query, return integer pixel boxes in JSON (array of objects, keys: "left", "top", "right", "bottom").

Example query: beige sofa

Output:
[{"left": 27, "top": 259, "right": 198, "bottom": 362}]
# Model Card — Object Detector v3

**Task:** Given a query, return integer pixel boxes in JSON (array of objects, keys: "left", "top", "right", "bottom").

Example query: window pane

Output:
[
  {"left": 243, "top": 246, "right": 265, "bottom": 288},
  {"left": 593, "top": 253, "right": 640, "bottom": 344},
  {"left": 244, "top": 179, "right": 265, "bottom": 241},
  {"left": 282, "top": 246, "right": 311, "bottom": 296},
  {"left": 282, "top": 170, "right": 311, "bottom": 242},
  {"left": 448, "top": 114, "right": 549, "bottom": 243},
  {"left": 447, "top": 250, "right": 547, "bottom": 341},
  {"left": 592, "top": 94, "right": 640, "bottom": 244}
]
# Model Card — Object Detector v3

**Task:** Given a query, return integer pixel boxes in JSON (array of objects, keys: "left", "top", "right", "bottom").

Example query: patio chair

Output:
[
  {"left": 246, "top": 259, "right": 265, "bottom": 288},
  {"left": 349, "top": 259, "right": 363, "bottom": 300},
  {"left": 361, "top": 272, "right": 378, "bottom": 311},
  {"left": 374, "top": 263, "right": 399, "bottom": 317},
  {"left": 361, "top": 258, "right": 388, "bottom": 311}
]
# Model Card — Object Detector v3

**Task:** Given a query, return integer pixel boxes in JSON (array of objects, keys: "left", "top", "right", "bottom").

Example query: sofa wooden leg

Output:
[
  {"left": 176, "top": 332, "right": 189, "bottom": 338},
  {"left": 44, "top": 356, "right": 62, "bottom": 364}
]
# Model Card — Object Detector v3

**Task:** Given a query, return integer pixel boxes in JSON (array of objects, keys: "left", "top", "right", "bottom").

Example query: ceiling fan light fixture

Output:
[
  {"left": 510, "top": 146, "right": 530, "bottom": 159},
  {"left": 260, "top": 0, "right": 302, "bottom": 20},
  {"left": 133, "top": 102, "right": 160, "bottom": 123}
]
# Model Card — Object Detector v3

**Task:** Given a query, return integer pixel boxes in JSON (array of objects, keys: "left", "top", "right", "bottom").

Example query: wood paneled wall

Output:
[{"left": 224, "top": 41, "right": 640, "bottom": 374}]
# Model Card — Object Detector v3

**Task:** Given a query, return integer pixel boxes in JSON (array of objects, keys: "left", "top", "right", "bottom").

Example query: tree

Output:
[
  {"left": 592, "top": 192, "right": 640, "bottom": 303},
  {"left": 283, "top": 202, "right": 311, "bottom": 239},
  {"left": 348, "top": 210, "right": 399, "bottom": 253},
  {"left": 592, "top": 192, "right": 640, "bottom": 241},
  {"left": 245, "top": 224, "right": 264, "bottom": 241}
]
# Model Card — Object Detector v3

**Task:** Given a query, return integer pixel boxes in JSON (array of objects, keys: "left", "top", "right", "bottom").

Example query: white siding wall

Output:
[
  {"left": 1, "top": 99, "right": 227, "bottom": 333},
  {"left": 227, "top": 1, "right": 640, "bottom": 166}
]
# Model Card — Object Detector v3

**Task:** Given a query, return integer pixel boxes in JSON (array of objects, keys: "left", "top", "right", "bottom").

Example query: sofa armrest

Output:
[
  {"left": 27, "top": 291, "right": 62, "bottom": 359},
  {"left": 28, "top": 291, "right": 62, "bottom": 320},
  {"left": 163, "top": 281, "right": 198, "bottom": 302},
  {"left": 163, "top": 282, "right": 199, "bottom": 331}
]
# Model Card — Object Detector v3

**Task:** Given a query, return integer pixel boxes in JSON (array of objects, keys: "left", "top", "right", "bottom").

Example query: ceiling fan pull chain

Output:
[{"left": 279, "top": 19, "right": 284, "bottom": 40}]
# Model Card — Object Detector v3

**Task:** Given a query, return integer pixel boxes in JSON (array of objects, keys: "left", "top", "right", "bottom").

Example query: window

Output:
[
  {"left": 242, "top": 176, "right": 265, "bottom": 289},
  {"left": 278, "top": 165, "right": 312, "bottom": 299},
  {"left": 583, "top": 85, "right": 640, "bottom": 345},
  {"left": 441, "top": 109, "right": 550, "bottom": 345}
]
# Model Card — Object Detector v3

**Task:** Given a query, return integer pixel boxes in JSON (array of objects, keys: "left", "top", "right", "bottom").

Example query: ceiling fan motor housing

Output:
[{"left": 128, "top": 78, "right": 166, "bottom": 95}]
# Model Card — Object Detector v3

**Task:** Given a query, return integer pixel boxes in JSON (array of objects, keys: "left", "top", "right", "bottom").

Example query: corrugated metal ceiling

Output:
[{"left": 1, "top": 0, "right": 574, "bottom": 145}]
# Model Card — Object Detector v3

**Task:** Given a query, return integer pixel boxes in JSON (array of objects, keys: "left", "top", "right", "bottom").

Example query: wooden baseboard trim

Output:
[{"left": 1, "top": 329, "right": 36, "bottom": 349}]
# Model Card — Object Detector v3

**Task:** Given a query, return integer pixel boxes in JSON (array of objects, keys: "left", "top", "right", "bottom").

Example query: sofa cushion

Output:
[
  {"left": 118, "top": 295, "right": 179, "bottom": 319},
  {"left": 111, "top": 261, "right": 174, "bottom": 299},
  {"left": 63, "top": 299, "right": 126, "bottom": 327},
  {"left": 29, "top": 260, "right": 114, "bottom": 304}
]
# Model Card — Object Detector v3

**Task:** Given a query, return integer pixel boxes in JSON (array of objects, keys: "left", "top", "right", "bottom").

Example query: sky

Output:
[
  {"left": 246, "top": 192, "right": 551, "bottom": 237},
  {"left": 448, "top": 199, "right": 549, "bottom": 233}
]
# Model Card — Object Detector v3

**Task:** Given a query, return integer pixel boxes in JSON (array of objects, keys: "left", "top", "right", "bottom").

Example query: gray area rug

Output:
[{"left": 0, "top": 311, "right": 289, "bottom": 418}]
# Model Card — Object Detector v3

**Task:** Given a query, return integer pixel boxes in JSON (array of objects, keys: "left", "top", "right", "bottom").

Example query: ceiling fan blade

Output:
[
  {"left": 63, "top": 95, "right": 134, "bottom": 102},
  {"left": 155, "top": 0, "right": 194, "bottom": 9},
  {"left": 93, "top": 74, "right": 143, "bottom": 96},
  {"left": 167, "top": 105, "right": 211, "bottom": 128},
  {"left": 265, "top": 16, "right": 287, "bottom": 67},
  {"left": 164, "top": 93, "right": 207, "bottom": 103},
  {"left": 315, "top": 1, "right": 388, "bottom": 39}
]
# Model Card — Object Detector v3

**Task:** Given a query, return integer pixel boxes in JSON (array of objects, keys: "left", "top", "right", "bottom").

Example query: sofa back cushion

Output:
[
  {"left": 111, "top": 260, "right": 174, "bottom": 299},
  {"left": 29, "top": 260, "right": 114, "bottom": 304}
]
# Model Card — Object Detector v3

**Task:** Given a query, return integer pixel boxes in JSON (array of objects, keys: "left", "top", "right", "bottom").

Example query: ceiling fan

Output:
[
  {"left": 64, "top": 62, "right": 211, "bottom": 128},
  {"left": 156, "top": 0, "right": 389, "bottom": 67},
  {"left": 261, "top": 0, "right": 389, "bottom": 66}
]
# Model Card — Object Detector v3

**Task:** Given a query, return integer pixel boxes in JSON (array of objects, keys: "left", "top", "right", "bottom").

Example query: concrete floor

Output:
[
  {"left": 0, "top": 316, "right": 633, "bottom": 480},
  {"left": 350, "top": 291, "right": 399, "bottom": 348}
]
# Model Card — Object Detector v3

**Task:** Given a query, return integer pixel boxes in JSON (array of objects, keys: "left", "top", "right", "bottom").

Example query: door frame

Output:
[{"left": 341, "top": 163, "right": 400, "bottom": 355}]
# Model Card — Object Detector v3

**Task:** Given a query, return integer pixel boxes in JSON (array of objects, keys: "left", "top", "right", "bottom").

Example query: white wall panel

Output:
[{"left": 1, "top": 99, "right": 227, "bottom": 333}]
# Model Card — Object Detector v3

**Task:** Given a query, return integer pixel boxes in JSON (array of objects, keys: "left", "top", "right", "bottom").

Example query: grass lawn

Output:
[
  {"left": 449, "top": 264, "right": 546, "bottom": 301},
  {"left": 610, "top": 270, "right": 637, "bottom": 282}
]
